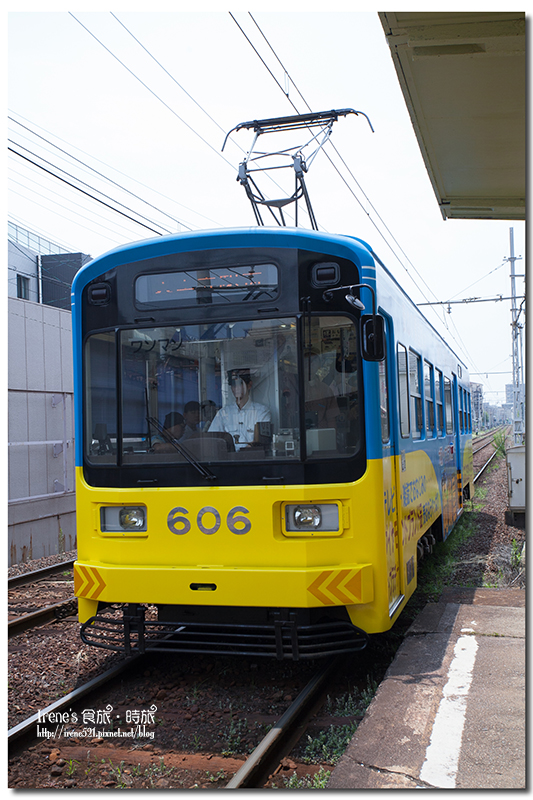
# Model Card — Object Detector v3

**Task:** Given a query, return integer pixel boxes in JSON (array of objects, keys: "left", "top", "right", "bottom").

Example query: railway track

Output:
[
  {"left": 8, "top": 654, "right": 143, "bottom": 752},
  {"left": 8, "top": 650, "right": 342, "bottom": 788},
  {"left": 226, "top": 657, "right": 341, "bottom": 788},
  {"left": 472, "top": 425, "right": 507, "bottom": 456},
  {"left": 8, "top": 560, "right": 76, "bottom": 638},
  {"left": 8, "top": 559, "right": 76, "bottom": 589}
]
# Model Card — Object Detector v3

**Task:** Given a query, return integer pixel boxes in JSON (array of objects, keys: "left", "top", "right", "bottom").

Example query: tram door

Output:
[{"left": 379, "top": 317, "right": 403, "bottom": 617}]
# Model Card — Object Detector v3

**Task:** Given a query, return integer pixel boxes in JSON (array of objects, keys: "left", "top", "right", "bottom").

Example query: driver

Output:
[{"left": 209, "top": 369, "right": 270, "bottom": 450}]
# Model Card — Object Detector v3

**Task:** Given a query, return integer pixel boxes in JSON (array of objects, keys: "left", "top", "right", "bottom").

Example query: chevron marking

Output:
[
  {"left": 74, "top": 565, "right": 106, "bottom": 599},
  {"left": 307, "top": 568, "right": 363, "bottom": 605},
  {"left": 307, "top": 570, "right": 335, "bottom": 604},
  {"left": 327, "top": 569, "right": 353, "bottom": 604},
  {"left": 344, "top": 571, "right": 362, "bottom": 601}
]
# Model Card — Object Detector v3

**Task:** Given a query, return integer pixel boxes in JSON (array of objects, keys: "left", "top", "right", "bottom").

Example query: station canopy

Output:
[{"left": 379, "top": 12, "right": 525, "bottom": 221}]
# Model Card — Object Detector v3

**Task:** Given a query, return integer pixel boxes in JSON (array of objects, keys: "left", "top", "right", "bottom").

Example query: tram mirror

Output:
[
  {"left": 361, "top": 315, "right": 385, "bottom": 361},
  {"left": 345, "top": 293, "right": 365, "bottom": 310}
]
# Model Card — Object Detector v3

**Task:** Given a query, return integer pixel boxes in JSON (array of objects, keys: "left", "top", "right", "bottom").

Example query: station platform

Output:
[{"left": 328, "top": 588, "right": 525, "bottom": 790}]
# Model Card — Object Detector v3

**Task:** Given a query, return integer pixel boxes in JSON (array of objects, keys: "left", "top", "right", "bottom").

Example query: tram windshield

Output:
[{"left": 84, "top": 315, "right": 361, "bottom": 465}]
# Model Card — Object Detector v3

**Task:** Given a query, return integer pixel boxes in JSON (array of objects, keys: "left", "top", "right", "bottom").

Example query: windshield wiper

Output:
[{"left": 147, "top": 416, "right": 216, "bottom": 481}]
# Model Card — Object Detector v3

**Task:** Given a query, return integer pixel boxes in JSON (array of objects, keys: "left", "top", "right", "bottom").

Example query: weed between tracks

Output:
[{"left": 282, "top": 766, "right": 331, "bottom": 788}]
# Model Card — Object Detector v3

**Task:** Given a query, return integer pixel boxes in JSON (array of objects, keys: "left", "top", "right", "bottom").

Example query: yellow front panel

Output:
[
  {"left": 75, "top": 461, "right": 393, "bottom": 629},
  {"left": 74, "top": 452, "right": 443, "bottom": 634}
]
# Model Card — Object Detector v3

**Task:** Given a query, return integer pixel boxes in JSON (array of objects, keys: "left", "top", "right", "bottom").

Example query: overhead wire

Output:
[
  {"left": 104, "top": 12, "right": 300, "bottom": 226},
  {"left": 9, "top": 115, "right": 191, "bottom": 231},
  {"left": 236, "top": 11, "right": 510, "bottom": 373},
  {"left": 9, "top": 173, "right": 152, "bottom": 243},
  {"left": 446, "top": 260, "right": 508, "bottom": 302},
  {"left": 9, "top": 146, "right": 170, "bottom": 236},
  {"left": 9, "top": 214, "right": 79, "bottom": 253},
  {"left": 9, "top": 111, "right": 224, "bottom": 229},
  {"left": 110, "top": 12, "right": 229, "bottom": 140},
  {"left": 68, "top": 11, "right": 236, "bottom": 172},
  {"left": 232, "top": 12, "right": 508, "bottom": 374},
  {"left": 9, "top": 139, "right": 174, "bottom": 234},
  {"left": 238, "top": 13, "right": 446, "bottom": 315},
  {"left": 10, "top": 189, "right": 126, "bottom": 249}
]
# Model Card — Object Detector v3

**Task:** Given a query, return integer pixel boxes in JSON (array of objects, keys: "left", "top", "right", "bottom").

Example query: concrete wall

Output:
[{"left": 8, "top": 297, "right": 76, "bottom": 564}]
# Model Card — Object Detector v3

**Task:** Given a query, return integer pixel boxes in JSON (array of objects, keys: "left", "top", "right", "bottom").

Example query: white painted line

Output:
[{"left": 420, "top": 634, "right": 479, "bottom": 788}]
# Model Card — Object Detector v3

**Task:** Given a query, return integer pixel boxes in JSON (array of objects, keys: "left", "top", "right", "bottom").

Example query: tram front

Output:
[{"left": 74, "top": 230, "right": 387, "bottom": 659}]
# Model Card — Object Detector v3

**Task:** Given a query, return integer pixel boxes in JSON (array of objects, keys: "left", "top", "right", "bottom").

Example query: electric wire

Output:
[
  {"left": 10, "top": 187, "right": 129, "bottom": 249},
  {"left": 236, "top": 13, "right": 445, "bottom": 314},
  {"left": 9, "top": 174, "right": 152, "bottom": 243},
  {"left": 8, "top": 232, "right": 85, "bottom": 292},
  {"left": 9, "top": 116, "right": 191, "bottom": 231},
  {"left": 107, "top": 13, "right": 300, "bottom": 225},
  {"left": 9, "top": 111, "right": 223, "bottom": 228},
  {"left": 9, "top": 146, "right": 169, "bottom": 237},
  {"left": 233, "top": 13, "right": 510, "bottom": 380},
  {"left": 68, "top": 11, "right": 236, "bottom": 172},
  {"left": 237, "top": 10, "right": 517, "bottom": 393},
  {"left": 8, "top": 140, "right": 174, "bottom": 234},
  {"left": 446, "top": 260, "right": 507, "bottom": 302},
  {"left": 9, "top": 214, "right": 79, "bottom": 253},
  {"left": 110, "top": 12, "right": 230, "bottom": 140}
]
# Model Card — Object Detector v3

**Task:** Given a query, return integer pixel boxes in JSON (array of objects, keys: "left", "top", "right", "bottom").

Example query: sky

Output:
[{"left": 7, "top": 8, "right": 526, "bottom": 406}]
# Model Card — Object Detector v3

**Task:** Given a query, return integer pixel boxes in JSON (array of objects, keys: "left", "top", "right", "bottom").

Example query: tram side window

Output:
[
  {"left": 409, "top": 350, "right": 423, "bottom": 439},
  {"left": 397, "top": 344, "right": 410, "bottom": 438},
  {"left": 379, "top": 352, "right": 390, "bottom": 444},
  {"left": 459, "top": 388, "right": 465, "bottom": 433},
  {"left": 84, "top": 332, "right": 117, "bottom": 464},
  {"left": 435, "top": 369, "right": 444, "bottom": 436},
  {"left": 444, "top": 376, "right": 454, "bottom": 433},
  {"left": 424, "top": 361, "right": 435, "bottom": 437},
  {"left": 467, "top": 391, "right": 472, "bottom": 432}
]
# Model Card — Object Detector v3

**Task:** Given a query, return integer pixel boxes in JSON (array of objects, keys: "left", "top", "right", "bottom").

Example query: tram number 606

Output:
[{"left": 167, "top": 506, "right": 251, "bottom": 536}]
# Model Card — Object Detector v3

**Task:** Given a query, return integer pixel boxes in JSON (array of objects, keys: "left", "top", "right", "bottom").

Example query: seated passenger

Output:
[
  {"left": 200, "top": 399, "right": 218, "bottom": 431},
  {"left": 151, "top": 411, "right": 186, "bottom": 452},
  {"left": 181, "top": 400, "right": 201, "bottom": 441},
  {"left": 209, "top": 369, "right": 271, "bottom": 450}
]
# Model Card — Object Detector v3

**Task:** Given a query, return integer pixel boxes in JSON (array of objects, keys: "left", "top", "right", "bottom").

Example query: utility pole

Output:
[{"left": 508, "top": 227, "right": 525, "bottom": 445}]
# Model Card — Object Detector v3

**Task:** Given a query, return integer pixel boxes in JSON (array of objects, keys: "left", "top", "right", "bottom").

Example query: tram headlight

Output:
[
  {"left": 284, "top": 503, "right": 340, "bottom": 535},
  {"left": 294, "top": 506, "right": 322, "bottom": 528},
  {"left": 100, "top": 506, "right": 147, "bottom": 533}
]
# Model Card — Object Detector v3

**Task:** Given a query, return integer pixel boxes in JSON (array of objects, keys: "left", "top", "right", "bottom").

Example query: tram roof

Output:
[{"left": 379, "top": 12, "right": 525, "bottom": 221}]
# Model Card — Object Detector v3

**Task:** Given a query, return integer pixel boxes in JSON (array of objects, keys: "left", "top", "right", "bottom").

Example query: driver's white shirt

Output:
[{"left": 209, "top": 397, "right": 270, "bottom": 449}]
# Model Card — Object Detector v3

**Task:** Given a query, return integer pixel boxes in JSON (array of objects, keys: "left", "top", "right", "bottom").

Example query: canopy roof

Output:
[{"left": 379, "top": 12, "right": 526, "bottom": 220}]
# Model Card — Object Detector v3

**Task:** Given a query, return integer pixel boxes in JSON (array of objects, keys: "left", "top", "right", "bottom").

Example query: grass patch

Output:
[
  {"left": 301, "top": 723, "right": 358, "bottom": 765},
  {"left": 282, "top": 766, "right": 331, "bottom": 788},
  {"left": 493, "top": 430, "right": 507, "bottom": 458},
  {"left": 416, "top": 511, "right": 481, "bottom": 601}
]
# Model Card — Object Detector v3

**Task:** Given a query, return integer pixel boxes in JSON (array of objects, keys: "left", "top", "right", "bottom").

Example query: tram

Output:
[{"left": 72, "top": 225, "right": 473, "bottom": 659}]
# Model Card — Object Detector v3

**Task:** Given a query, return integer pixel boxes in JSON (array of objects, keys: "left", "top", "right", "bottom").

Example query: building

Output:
[{"left": 8, "top": 223, "right": 91, "bottom": 565}]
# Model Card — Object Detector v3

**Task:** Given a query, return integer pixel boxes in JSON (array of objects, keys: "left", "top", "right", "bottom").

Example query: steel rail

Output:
[
  {"left": 226, "top": 656, "right": 341, "bottom": 789},
  {"left": 8, "top": 597, "right": 77, "bottom": 638},
  {"left": 8, "top": 654, "right": 143, "bottom": 749},
  {"left": 474, "top": 449, "right": 500, "bottom": 484},
  {"left": 473, "top": 439, "right": 497, "bottom": 456},
  {"left": 8, "top": 559, "right": 75, "bottom": 589}
]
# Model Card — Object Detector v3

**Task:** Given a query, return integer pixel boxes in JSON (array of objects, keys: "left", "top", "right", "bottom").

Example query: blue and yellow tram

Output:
[{"left": 72, "top": 226, "right": 473, "bottom": 659}]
